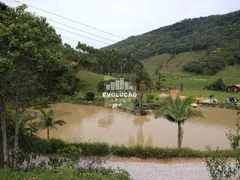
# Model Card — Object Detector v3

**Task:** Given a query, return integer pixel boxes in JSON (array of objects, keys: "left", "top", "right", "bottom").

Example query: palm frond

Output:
[
  {"left": 40, "top": 109, "right": 46, "bottom": 117},
  {"left": 47, "top": 109, "right": 54, "bottom": 117},
  {"left": 186, "top": 109, "right": 204, "bottom": 119},
  {"left": 155, "top": 96, "right": 203, "bottom": 123},
  {"left": 53, "top": 120, "right": 66, "bottom": 126},
  {"left": 33, "top": 121, "right": 44, "bottom": 129}
]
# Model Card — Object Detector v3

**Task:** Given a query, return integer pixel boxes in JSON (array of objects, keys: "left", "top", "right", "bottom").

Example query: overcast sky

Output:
[{"left": 3, "top": 0, "right": 240, "bottom": 49}]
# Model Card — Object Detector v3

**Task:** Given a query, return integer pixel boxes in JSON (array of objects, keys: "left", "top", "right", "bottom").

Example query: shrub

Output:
[
  {"left": 59, "top": 146, "right": 82, "bottom": 164},
  {"left": 180, "top": 83, "right": 184, "bottom": 91},
  {"left": 48, "top": 157, "right": 64, "bottom": 169},
  {"left": 146, "top": 95, "right": 155, "bottom": 103},
  {"left": 227, "top": 103, "right": 238, "bottom": 110},
  {"left": 71, "top": 142, "right": 110, "bottom": 156},
  {"left": 139, "top": 108, "right": 147, "bottom": 115},
  {"left": 204, "top": 78, "right": 226, "bottom": 91},
  {"left": 21, "top": 138, "right": 66, "bottom": 154},
  {"left": 226, "top": 122, "right": 240, "bottom": 149},
  {"left": 49, "top": 138, "right": 66, "bottom": 153},
  {"left": 219, "top": 103, "right": 225, "bottom": 108},
  {"left": 85, "top": 92, "right": 95, "bottom": 101},
  {"left": 206, "top": 155, "right": 240, "bottom": 180},
  {"left": 97, "top": 81, "right": 105, "bottom": 92}
]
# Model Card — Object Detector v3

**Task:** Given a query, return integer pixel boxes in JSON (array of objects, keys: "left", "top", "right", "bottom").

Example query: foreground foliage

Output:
[
  {"left": 206, "top": 155, "right": 240, "bottom": 180},
  {"left": 0, "top": 144, "right": 130, "bottom": 180},
  {"left": 0, "top": 4, "right": 74, "bottom": 167},
  {"left": 0, "top": 168, "right": 130, "bottom": 180}
]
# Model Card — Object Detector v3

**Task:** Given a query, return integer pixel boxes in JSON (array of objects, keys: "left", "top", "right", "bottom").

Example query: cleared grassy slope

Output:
[
  {"left": 143, "top": 51, "right": 240, "bottom": 101},
  {"left": 77, "top": 70, "right": 114, "bottom": 92},
  {"left": 76, "top": 58, "right": 240, "bottom": 101},
  {"left": 143, "top": 51, "right": 206, "bottom": 76}
]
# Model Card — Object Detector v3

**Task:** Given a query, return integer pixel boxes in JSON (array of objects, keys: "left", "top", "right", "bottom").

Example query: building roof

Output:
[
  {"left": 170, "top": 89, "right": 180, "bottom": 98},
  {"left": 234, "top": 84, "right": 240, "bottom": 88},
  {"left": 71, "top": 61, "right": 78, "bottom": 66}
]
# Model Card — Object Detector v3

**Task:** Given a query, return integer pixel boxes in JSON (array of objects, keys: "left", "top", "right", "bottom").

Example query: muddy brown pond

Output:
[{"left": 38, "top": 103, "right": 239, "bottom": 150}]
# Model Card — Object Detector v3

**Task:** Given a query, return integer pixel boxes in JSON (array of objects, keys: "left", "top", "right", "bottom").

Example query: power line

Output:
[
  {"left": 47, "top": 18, "right": 116, "bottom": 43},
  {"left": 3, "top": 0, "right": 112, "bottom": 45},
  {"left": 12, "top": 0, "right": 124, "bottom": 39},
  {"left": 54, "top": 26, "right": 110, "bottom": 45},
  {"left": 4, "top": 0, "right": 116, "bottom": 42}
]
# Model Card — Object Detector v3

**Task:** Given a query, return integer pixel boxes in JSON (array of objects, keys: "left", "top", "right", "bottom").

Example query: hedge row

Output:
[
  {"left": 21, "top": 138, "right": 240, "bottom": 159},
  {"left": 199, "top": 102, "right": 240, "bottom": 110}
]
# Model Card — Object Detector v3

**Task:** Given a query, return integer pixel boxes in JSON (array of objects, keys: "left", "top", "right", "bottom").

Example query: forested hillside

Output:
[{"left": 104, "top": 10, "right": 240, "bottom": 75}]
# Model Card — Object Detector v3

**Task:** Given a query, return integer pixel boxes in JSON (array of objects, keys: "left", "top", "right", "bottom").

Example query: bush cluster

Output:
[
  {"left": 0, "top": 168, "right": 130, "bottom": 180},
  {"left": 21, "top": 138, "right": 240, "bottom": 159},
  {"left": 198, "top": 102, "right": 239, "bottom": 110}
]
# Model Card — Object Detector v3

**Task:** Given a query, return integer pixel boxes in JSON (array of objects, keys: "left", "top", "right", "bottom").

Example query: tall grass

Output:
[{"left": 21, "top": 138, "right": 240, "bottom": 159}]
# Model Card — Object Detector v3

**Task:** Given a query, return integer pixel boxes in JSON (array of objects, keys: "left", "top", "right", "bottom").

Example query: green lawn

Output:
[{"left": 77, "top": 70, "right": 114, "bottom": 92}]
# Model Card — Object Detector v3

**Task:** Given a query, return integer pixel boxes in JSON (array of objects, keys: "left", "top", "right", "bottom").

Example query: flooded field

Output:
[{"left": 38, "top": 103, "right": 239, "bottom": 150}]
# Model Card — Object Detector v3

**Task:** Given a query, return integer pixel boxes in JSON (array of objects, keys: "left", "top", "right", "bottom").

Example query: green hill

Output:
[
  {"left": 104, "top": 10, "right": 240, "bottom": 76},
  {"left": 104, "top": 10, "right": 240, "bottom": 60}
]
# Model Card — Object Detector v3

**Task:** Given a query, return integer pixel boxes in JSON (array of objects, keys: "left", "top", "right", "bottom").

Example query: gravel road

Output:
[
  {"left": 32, "top": 156, "right": 211, "bottom": 180},
  {"left": 104, "top": 161, "right": 210, "bottom": 180}
]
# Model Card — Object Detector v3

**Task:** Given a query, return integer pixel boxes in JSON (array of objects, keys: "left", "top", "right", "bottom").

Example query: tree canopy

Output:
[{"left": 104, "top": 10, "right": 240, "bottom": 75}]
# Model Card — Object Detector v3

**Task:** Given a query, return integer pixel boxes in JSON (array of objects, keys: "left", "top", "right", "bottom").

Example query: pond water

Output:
[{"left": 38, "top": 103, "right": 239, "bottom": 150}]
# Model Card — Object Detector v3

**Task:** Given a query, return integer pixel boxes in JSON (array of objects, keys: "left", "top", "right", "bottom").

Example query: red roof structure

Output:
[
  {"left": 71, "top": 61, "right": 78, "bottom": 67},
  {"left": 170, "top": 89, "right": 180, "bottom": 98},
  {"left": 234, "top": 84, "right": 240, "bottom": 88}
]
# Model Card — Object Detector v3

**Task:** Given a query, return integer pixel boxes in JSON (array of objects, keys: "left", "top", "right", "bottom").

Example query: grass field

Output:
[
  {"left": 143, "top": 51, "right": 240, "bottom": 101},
  {"left": 143, "top": 51, "right": 207, "bottom": 76},
  {"left": 77, "top": 70, "right": 114, "bottom": 92},
  {"left": 77, "top": 54, "right": 240, "bottom": 101}
]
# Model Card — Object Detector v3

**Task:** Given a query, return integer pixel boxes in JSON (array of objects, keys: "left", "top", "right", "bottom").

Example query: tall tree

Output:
[
  {"left": 0, "top": 5, "right": 73, "bottom": 167},
  {"left": 155, "top": 97, "right": 203, "bottom": 148},
  {"left": 0, "top": 58, "right": 11, "bottom": 168}
]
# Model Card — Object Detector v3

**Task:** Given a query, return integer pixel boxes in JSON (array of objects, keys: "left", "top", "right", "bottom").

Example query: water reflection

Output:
[
  {"left": 38, "top": 103, "right": 239, "bottom": 150},
  {"left": 131, "top": 116, "right": 152, "bottom": 146}
]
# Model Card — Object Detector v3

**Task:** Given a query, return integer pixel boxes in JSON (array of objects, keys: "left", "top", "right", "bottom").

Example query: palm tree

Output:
[
  {"left": 155, "top": 96, "right": 203, "bottom": 148},
  {"left": 40, "top": 109, "right": 66, "bottom": 140}
]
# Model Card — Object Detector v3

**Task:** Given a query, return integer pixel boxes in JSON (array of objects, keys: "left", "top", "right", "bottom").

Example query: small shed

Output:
[
  {"left": 170, "top": 89, "right": 180, "bottom": 98},
  {"left": 228, "top": 84, "right": 240, "bottom": 93}
]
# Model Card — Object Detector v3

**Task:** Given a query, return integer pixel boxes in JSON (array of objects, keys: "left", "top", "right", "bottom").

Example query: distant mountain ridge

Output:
[{"left": 103, "top": 10, "right": 240, "bottom": 61}]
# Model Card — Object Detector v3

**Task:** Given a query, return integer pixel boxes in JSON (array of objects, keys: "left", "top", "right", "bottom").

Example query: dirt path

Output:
[{"left": 105, "top": 159, "right": 210, "bottom": 180}]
